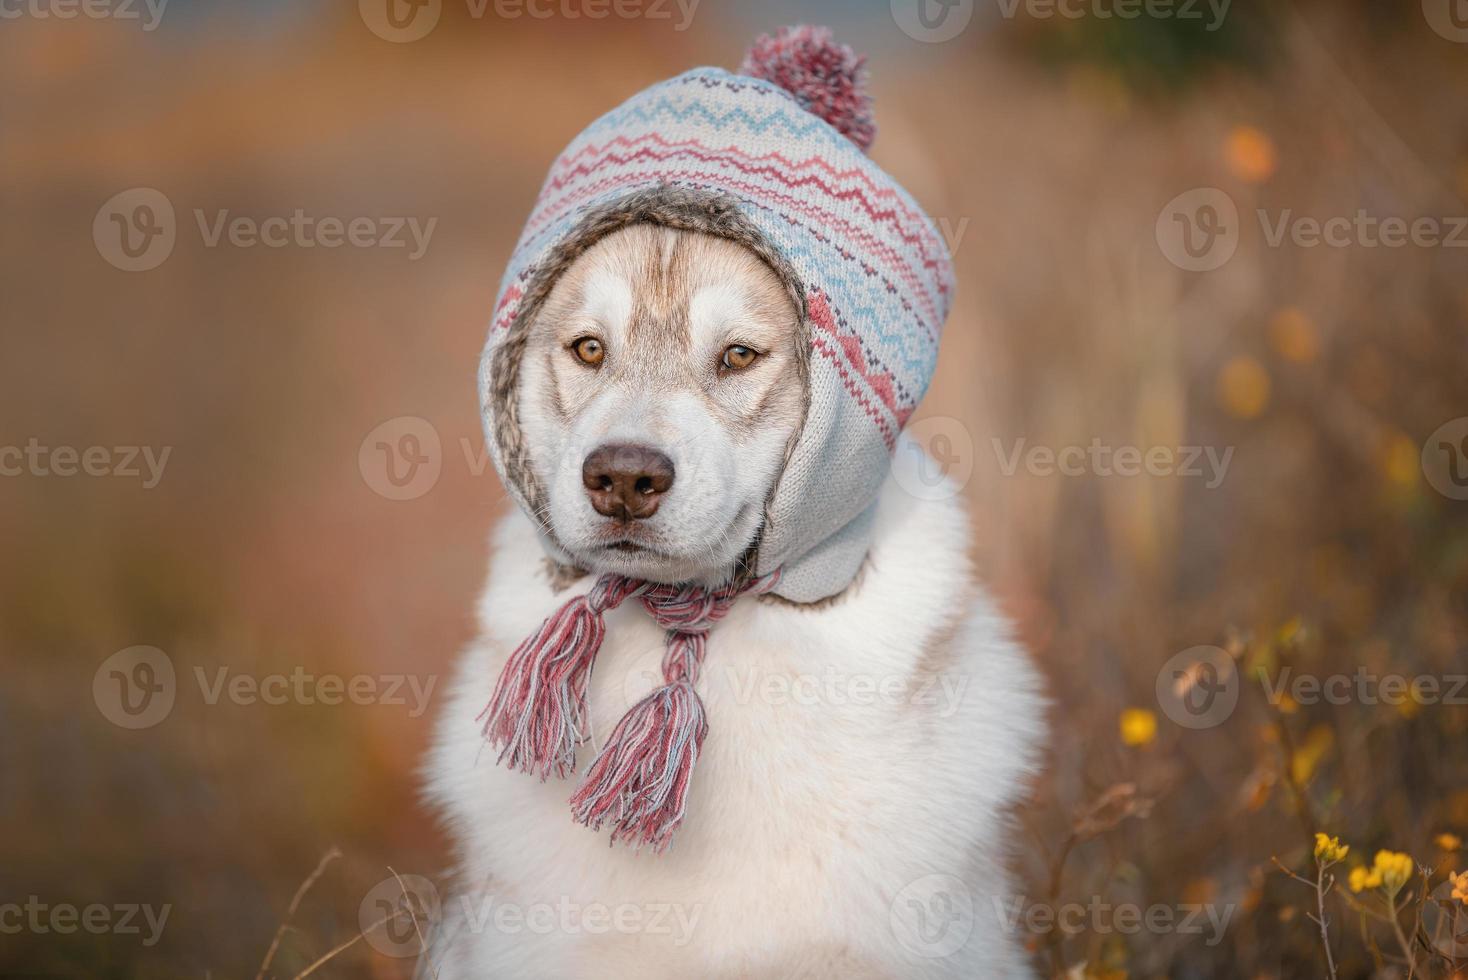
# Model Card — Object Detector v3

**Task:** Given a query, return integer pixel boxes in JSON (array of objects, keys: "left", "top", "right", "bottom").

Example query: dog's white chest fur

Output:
[{"left": 426, "top": 445, "right": 1046, "bottom": 978}]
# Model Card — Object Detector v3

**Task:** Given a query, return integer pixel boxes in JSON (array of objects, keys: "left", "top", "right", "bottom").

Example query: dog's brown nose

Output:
[{"left": 582, "top": 443, "right": 675, "bottom": 520}]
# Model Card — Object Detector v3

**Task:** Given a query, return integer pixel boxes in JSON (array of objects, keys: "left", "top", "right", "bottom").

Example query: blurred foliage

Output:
[
  {"left": 1014, "top": 0, "right": 1447, "bottom": 95},
  {"left": 4, "top": 1, "right": 1467, "bottom": 977},
  {"left": 1018, "top": 3, "right": 1271, "bottom": 92}
]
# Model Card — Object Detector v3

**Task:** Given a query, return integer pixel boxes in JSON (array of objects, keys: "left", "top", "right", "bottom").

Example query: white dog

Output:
[{"left": 424, "top": 222, "right": 1047, "bottom": 977}]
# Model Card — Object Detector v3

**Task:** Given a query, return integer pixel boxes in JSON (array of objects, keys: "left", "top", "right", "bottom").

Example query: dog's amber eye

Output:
[
  {"left": 721, "top": 344, "right": 758, "bottom": 372},
  {"left": 571, "top": 337, "right": 605, "bottom": 367}
]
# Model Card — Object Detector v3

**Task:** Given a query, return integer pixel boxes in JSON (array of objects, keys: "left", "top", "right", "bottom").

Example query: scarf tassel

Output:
[
  {"left": 477, "top": 591, "right": 609, "bottom": 780},
  {"left": 569, "top": 678, "right": 708, "bottom": 853}
]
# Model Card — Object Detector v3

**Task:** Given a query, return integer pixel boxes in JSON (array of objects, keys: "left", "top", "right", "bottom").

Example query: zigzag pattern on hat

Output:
[{"left": 489, "top": 62, "right": 952, "bottom": 447}]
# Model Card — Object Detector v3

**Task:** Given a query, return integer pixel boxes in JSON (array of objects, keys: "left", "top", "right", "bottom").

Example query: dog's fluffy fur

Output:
[{"left": 425, "top": 226, "right": 1046, "bottom": 977}]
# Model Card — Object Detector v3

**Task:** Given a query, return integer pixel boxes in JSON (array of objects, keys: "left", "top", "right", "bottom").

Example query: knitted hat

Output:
[{"left": 477, "top": 26, "right": 954, "bottom": 850}]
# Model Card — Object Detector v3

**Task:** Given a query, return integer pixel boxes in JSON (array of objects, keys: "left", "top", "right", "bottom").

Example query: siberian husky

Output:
[{"left": 424, "top": 223, "right": 1047, "bottom": 978}]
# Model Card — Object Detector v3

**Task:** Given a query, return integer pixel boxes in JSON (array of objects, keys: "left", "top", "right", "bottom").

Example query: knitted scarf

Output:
[{"left": 479, "top": 570, "right": 781, "bottom": 852}]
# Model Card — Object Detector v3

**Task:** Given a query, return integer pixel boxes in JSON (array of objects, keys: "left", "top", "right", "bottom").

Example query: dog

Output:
[{"left": 424, "top": 218, "right": 1047, "bottom": 977}]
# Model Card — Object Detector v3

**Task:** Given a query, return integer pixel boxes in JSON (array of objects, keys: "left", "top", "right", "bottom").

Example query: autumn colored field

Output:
[{"left": 3, "top": 1, "right": 1466, "bottom": 976}]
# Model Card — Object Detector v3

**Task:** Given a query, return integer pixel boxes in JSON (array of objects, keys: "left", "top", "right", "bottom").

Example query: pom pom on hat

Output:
[{"left": 739, "top": 25, "right": 876, "bottom": 153}]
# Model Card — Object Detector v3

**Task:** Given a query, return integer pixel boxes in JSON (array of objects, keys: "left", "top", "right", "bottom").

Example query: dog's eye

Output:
[
  {"left": 570, "top": 336, "right": 605, "bottom": 367},
  {"left": 720, "top": 344, "right": 758, "bottom": 373}
]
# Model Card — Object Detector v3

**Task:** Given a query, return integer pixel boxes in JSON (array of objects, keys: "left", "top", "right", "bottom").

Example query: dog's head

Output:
[{"left": 513, "top": 224, "right": 805, "bottom": 585}]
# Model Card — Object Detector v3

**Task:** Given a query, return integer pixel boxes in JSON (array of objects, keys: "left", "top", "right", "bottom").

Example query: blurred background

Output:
[{"left": 3, "top": 0, "right": 1467, "bottom": 976}]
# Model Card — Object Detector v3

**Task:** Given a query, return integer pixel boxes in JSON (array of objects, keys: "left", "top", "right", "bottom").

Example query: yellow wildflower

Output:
[
  {"left": 1348, "top": 866, "right": 1379, "bottom": 893},
  {"left": 1314, "top": 833, "right": 1349, "bottom": 864},
  {"left": 1217, "top": 355, "right": 1271, "bottom": 419},
  {"left": 1436, "top": 833, "right": 1462, "bottom": 852},
  {"left": 1381, "top": 432, "right": 1421, "bottom": 490},
  {"left": 1119, "top": 708, "right": 1157, "bottom": 747},
  {"left": 1290, "top": 725, "right": 1334, "bottom": 785},
  {"left": 1268, "top": 308, "right": 1319, "bottom": 364},
  {"left": 1372, "top": 850, "right": 1415, "bottom": 896},
  {"left": 1451, "top": 870, "right": 1468, "bottom": 905},
  {"left": 1396, "top": 688, "right": 1423, "bottom": 720},
  {"left": 1225, "top": 125, "right": 1277, "bottom": 184}
]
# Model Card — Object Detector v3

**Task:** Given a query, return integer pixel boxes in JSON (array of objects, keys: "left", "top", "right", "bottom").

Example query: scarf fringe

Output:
[
  {"left": 477, "top": 576, "right": 643, "bottom": 779},
  {"left": 569, "top": 679, "right": 708, "bottom": 852}
]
